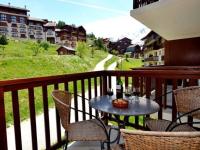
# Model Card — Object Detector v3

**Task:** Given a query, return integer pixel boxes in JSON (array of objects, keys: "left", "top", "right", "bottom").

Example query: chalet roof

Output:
[
  {"left": 57, "top": 46, "right": 75, "bottom": 51},
  {"left": 28, "top": 17, "right": 45, "bottom": 23},
  {"left": 44, "top": 22, "right": 56, "bottom": 27},
  {"left": 0, "top": 4, "right": 30, "bottom": 12},
  {"left": 126, "top": 45, "right": 141, "bottom": 53},
  {"left": 141, "top": 31, "right": 155, "bottom": 40},
  {"left": 77, "top": 26, "right": 86, "bottom": 31},
  {"left": 119, "top": 37, "right": 132, "bottom": 42}
]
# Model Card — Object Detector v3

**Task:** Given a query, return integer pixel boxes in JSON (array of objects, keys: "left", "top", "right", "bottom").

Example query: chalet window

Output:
[
  {"left": 0, "top": 14, "right": 7, "bottom": 21},
  {"left": 11, "top": 16, "right": 17, "bottom": 23},
  {"left": 11, "top": 28, "right": 18, "bottom": 32},
  {"left": 20, "top": 17, "right": 25, "bottom": 24},
  {"left": 12, "top": 33, "right": 18, "bottom": 37},
  {"left": 0, "top": 27, "right": 8, "bottom": 32}
]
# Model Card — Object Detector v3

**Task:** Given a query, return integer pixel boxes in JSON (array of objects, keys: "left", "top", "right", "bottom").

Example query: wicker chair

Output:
[
  {"left": 120, "top": 129, "right": 200, "bottom": 150},
  {"left": 52, "top": 90, "right": 111, "bottom": 150},
  {"left": 146, "top": 86, "right": 200, "bottom": 131}
]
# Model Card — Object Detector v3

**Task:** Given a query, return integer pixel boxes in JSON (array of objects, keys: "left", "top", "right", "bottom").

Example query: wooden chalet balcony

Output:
[
  {"left": 144, "top": 56, "right": 159, "bottom": 62},
  {"left": 0, "top": 68, "right": 200, "bottom": 150},
  {"left": 133, "top": 0, "right": 159, "bottom": 9}
]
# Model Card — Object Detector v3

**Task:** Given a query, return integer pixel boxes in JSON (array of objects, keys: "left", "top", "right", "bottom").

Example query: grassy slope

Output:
[
  {"left": 104, "top": 55, "right": 119, "bottom": 69},
  {"left": 0, "top": 39, "right": 108, "bottom": 126},
  {"left": 120, "top": 58, "right": 143, "bottom": 70}
]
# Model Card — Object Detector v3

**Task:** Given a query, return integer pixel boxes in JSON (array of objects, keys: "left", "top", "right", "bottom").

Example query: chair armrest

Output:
[
  {"left": 168, "top": 121, "right": 200, "bottom": 131},
  {"left": 166, "top": 107, "right": 200, "bottom": 131}
]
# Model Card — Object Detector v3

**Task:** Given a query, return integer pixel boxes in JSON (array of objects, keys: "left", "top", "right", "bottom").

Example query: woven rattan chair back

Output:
[
  {"left": 121, "top": 129, "right": 200, "bottom": 150},
  {"left": 174, "top": 86, "right": 200, "bottom": 119},
  {"left": 52, "top": 90, "right": 72, "bottom": 130}
]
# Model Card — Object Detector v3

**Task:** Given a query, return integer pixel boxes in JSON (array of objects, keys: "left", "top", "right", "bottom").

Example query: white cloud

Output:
[
  {"left": 57, "top": 0, "right": 128, "bottom": 15},
  {"left": 84, "top": 15, "right": 150, "bottom": 44}
]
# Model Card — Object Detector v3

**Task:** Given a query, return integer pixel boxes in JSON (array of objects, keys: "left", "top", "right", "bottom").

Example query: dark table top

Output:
[{"left": 89, "top": 95, "right": 160, "bottom": 116}]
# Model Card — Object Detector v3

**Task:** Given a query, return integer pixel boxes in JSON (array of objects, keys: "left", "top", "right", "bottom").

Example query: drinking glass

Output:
[
  {"left": 132, "top": 87, "right": 140, "bottom": 101},
  {"left": 125, "top": 86, "right": 132, "bottom": 97},
  {"left": 107, "top": 88, "right": 113, "bottom": 96}
]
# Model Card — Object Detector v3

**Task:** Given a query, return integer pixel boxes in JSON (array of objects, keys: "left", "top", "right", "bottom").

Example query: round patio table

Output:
[{"left": 90, "top": 95, "right": 160, "bottom": 116}]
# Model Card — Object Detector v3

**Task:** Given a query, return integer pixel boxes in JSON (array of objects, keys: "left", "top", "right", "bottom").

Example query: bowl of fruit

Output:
[{"left": 112, "top": 98, "right": 129, "bottom": 109}]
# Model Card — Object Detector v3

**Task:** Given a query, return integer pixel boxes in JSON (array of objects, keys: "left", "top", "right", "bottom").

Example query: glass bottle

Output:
[{"left": 116, "top": 78, "right": 123, "bottom": 99}]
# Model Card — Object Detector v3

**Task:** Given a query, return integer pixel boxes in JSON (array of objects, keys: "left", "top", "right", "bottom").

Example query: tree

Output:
[
  {"left": 87, "top": 33, "right": 96, "bottom": 40},
  {"left": 76, "top": 41, "right": 88, "bottom": 58},
  {"left": 94, "top": 38, "right": 105, "bottom": 50},
  {"left": 0, "top": 35, "right": 8, "bottom": 57},
  {"left": 0, "top": 35, "right": 8, "bottom": 45},
  {"left": 57, "top": 20, "right": 66, "bottom": 28},
  {"left": 40, "top": 41, "right": 50, "bottom": 51},
  {"left": 30, "top": 41, "right": 43, "bottom": 56}
]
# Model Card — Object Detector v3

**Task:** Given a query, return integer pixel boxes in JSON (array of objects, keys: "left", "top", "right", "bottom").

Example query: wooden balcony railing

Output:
[
  {"left": 144, "top": 56, "right": 159, "bottom": 62},
  {"left": 0, "top": 69, "right": 200, "bottom": 150},
  {"left": 133, "top": 0, "right": 159, "bottom": 9}
]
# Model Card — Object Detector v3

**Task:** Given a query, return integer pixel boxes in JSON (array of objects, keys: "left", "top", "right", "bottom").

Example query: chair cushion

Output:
[
  {"left": 67, "top": 119, "right": 108, "bottom": 141},
  {"left": 145, "top": 119, "right": 196, "bottom": 132}
]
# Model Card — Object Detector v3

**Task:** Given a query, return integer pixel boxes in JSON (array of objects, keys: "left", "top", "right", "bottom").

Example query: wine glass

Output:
[
  {"left": 107, "top": 88, "right": 113, "bottom": 97},
  {"left": 132, "top": 87, "right": 140, "bottom": 101},
  {"left": 125, "top": 86, "right": 132, "bottom": 97}
]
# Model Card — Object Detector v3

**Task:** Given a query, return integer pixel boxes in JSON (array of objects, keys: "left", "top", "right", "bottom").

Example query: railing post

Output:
[
  {"left": 102, "top": 75, "right": 107, "bottom": 95},
  {"left": 156, "top": 78, "right": 163, "bottom": 119},
  {"left": 0, "top": 87, "right": 8, "bottom": 150},
  {"left": 102, "top": 75, "right": 108, "bottom": 125}
]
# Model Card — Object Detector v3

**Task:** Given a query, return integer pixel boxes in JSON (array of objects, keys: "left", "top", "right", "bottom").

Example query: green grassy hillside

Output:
[
  {"left": 0, "top": 39, "right": 108, "bottom": 80},
  {"left": 0, "top": 38, "right": 108, "bottom": 126}
]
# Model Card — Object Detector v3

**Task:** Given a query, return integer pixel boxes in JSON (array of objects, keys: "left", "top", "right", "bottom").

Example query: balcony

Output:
[
  {"left": 133, "top": 0, "right": 159, "bottom": 9},
  {"left": 144, "top": 56, "right": 159, "bottom": 61},
  {"left": 131, "top": 0, "right": 200, "bottom": 40},
  {"left": 0, "top": 68, "right": 200, "bottom": 150}
]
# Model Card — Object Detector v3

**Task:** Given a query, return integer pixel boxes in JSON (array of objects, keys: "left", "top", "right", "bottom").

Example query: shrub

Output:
[
  {"left": 76, "top": 41, "right": 88, "bottom": 58},
  {"left": 40, "top": 41, "right": 50, "bottom": 50},
  {"left": 0, "top": 35, "right": 8, "bottom": 45}
]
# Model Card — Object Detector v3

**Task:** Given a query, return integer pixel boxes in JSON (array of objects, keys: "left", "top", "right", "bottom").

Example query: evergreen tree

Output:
[
  {"left": 0, "top": 35, "right": 8, "bottom": 45},
  {"left": 57, "top": 21, "right": 66, "bottom": 28}
]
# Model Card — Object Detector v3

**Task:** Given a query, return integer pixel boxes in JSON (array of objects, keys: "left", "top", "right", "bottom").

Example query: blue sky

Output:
[
  {"left": 1, "top": 0, "right": 149, "bottom": 43},
  {"left": 1, "top": 0, "right": 132, "bottom": 25}
]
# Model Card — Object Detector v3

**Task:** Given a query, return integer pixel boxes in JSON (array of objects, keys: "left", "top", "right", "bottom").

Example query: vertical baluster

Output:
[
  {"left": 73, "top": 81, "right": 78, "bottom": 122},
  {"left": 103, "top": 75, "right": 107, "bottom": 95},
  {"left": 0, "top": 88, "right": 7, "bottom": 150},
  {"left": 108, "top": 76, "right": 112, "bottom": 89},
  {"left": 172, "top": 79, "right": 178, "bottom": 121},
  {"left": 28, "top": 88, "right": 38, "bottom": 150},
  {"left": 88, "top": 78, "right": 92, "bottom": 119},
  {"left": 133, "top": 76, "right": 139, "bottom": 128},
  {"left": 54, "top": 84, "right": 62, "bottom": 144},
  {"left": 42, "top": 85, "right": 51, "bottom": 149},
  {"left": 11, "top": 90, "right": 22, "bottom": 150},
  {"left": 187, "top": 79, "right": 198, "bottom": 124},
  {"left": 64, "top": 82, "right": 68, "bottom": 91},
  {"left": 145, "top": 77, "right": 151, "bottom": 122},
  {"left": 81, "top": 79, "right": 86, "bottom": 120},
  {"left": 140, "top": 77, "right": 144, "bottom": 96},
  {"left": 94, "top": 77, "right": 98, "bottom": 117},
  {"left": 125, "top": 76, "right": 128, "bottom": 88},
  {"left": 108, "top": 75, "right": 112, "bottom": 119},
  {"left": 145, "top": 77, "right": 151, "bottom": 99},
  {"left": 156, "top": 78, "right": 163, "bottom": 120},
  {"left": 100, "top": 76, "right": 103, "bottom": 96}
]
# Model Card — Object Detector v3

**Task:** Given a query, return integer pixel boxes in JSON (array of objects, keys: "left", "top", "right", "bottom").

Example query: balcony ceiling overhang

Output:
[{"left": 130, "top": 0, "right": 200, "bottom": 40}]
